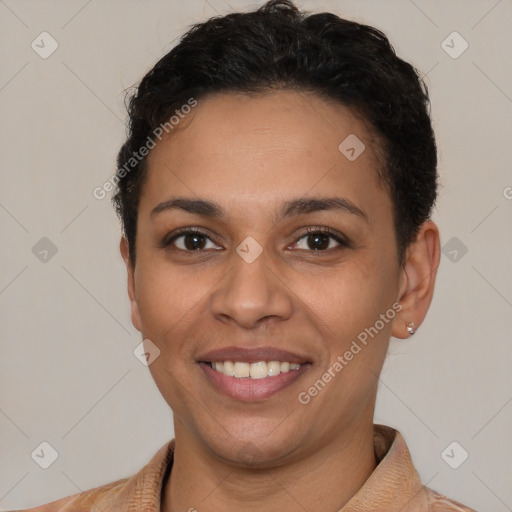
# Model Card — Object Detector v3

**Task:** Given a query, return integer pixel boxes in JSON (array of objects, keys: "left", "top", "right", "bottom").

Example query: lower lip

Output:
[{"left": 199, "top": 362, "right": 311, "bottom": 401}]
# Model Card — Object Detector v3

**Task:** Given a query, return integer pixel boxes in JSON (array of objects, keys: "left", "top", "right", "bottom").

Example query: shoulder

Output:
[
  {"left": 425, "top": 487, "right": 479, "bottom": 512},
  {"left": 7, "top": 476, "right": 129, "bottom": 511},
  {"left": 8, "top": 439, "right": 174, "bottom": 512}
]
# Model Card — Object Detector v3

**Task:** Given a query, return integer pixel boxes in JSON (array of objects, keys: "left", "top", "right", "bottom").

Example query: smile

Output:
[
  {"left": 197, "top": 346, "right": 311, "bottom": 401},
  {"left": 207, "top": 360, "right": 301, "bottom": 379}
]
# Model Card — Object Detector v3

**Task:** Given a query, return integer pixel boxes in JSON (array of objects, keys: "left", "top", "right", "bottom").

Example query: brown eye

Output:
[
  {"left": 292, "top": 227, "right": 348, "bottom": 251},
  {"left": 163, "top": 228, "right": 221, "bottom": 251},
  {"left": 304, "top": 233, "right": 331, "bottom": 250},
  {"left": 178, "top": 232, "right": 208, "bottom": 250}
]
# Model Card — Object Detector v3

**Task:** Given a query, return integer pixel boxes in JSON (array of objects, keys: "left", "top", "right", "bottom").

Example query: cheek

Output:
[
  {"left": 136, "top": 265, "right": 203, "bottom": 404},
  {"left": 303, "top": 260, "right": 394, "bottom": 335},
  {"left": 135, "top": 263, "right": 190, "bottom": 336},
  {"left": 134, "top": 260, "right": 220, "bottom": 356}
]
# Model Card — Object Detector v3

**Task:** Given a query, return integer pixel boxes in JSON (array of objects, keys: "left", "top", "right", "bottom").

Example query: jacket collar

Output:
[{"left": 118, "top": 425, "right": 426, "bottom": 511}]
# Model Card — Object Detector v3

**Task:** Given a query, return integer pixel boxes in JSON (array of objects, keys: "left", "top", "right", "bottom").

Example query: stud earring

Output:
[{"left": 406, "top": 322, "right": 416, "bottom": 336}]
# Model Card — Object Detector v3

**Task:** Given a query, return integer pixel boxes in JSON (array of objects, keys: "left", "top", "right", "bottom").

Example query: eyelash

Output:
[{"left": 161, "top": 226, "right": 349, "bottom": 254}]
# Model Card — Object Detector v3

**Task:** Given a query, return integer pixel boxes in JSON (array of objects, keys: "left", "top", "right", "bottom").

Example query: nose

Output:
[{"left": 210, "top": 246, "right": 293, "bottom": 330}]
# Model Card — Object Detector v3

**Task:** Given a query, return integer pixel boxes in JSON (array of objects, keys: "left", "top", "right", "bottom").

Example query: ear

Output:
[
  {"left": 120, "top": 237, "right": 142, "bottom": 333},
  {"left": 392, "top": 220, "right": 441, "bottom": 339}
]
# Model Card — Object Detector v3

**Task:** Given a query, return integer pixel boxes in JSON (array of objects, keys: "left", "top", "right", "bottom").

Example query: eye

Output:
[
  {"left": 291, "top": 226, "right": 349, "bottom": 252},
  {"left": 162, "top": 228, "right": 221, "bottom": 252},
  {"left": 162, "top": 226, "right": 349, "bottom": 253}
]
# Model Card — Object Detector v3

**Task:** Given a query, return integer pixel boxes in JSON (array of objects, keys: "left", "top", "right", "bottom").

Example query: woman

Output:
[{"left": 17, "top": 1, "right": 477, "bottom": 510}]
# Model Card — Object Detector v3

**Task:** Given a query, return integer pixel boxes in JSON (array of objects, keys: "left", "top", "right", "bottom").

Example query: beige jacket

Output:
[{"left": 11, "top": 425, "right": 477, "bottom": 511}]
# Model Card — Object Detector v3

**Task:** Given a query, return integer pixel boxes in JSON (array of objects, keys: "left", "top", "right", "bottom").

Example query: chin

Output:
[{"left": 199, "top": 421, "right": 303, "bottom": 468}]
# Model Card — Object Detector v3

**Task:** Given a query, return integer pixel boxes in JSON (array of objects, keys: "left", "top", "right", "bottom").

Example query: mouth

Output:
[
  {"left": 197, "top": 346, "right": 312, "bottom": 401},
  {"left": 205, "top": 360, "right": 302, "bottom": 378}
]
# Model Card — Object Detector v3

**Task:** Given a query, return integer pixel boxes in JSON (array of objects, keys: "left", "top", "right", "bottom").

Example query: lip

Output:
[
  {"left": 197, "top": 346, "right": 312, "bottom": 402},
  {"left": 200, "top": 361, "right": 311, "bottom": 401},
  {"left": 197, "top": 346, "right": 310, "bottom": 365}
]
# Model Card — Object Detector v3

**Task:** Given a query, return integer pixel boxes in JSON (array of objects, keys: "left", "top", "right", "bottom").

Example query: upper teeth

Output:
[{"left": 211, "top": 361, "right": 301, "bottom": 379}]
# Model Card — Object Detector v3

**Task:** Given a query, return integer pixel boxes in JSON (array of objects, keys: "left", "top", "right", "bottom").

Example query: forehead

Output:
[{"left": 140, "top": 90, "right": 390, "bottom": 222}]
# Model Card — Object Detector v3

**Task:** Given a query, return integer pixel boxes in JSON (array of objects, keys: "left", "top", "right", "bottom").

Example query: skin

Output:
[{"left": 120, "top": 90, "right": 440, "bottom": 512}]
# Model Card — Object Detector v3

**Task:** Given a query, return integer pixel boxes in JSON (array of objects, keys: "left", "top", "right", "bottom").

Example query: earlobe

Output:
[
  {"left": 392, "top": 221, "right": 441, "bottom": 339},
  {"left": 119, "top": 237, "right": 142, "bottom": 333}
]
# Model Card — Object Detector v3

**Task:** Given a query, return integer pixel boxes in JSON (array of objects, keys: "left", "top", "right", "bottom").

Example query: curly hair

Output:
[{"left": 113, "top": 0, "right": 437, "bottom": 265}]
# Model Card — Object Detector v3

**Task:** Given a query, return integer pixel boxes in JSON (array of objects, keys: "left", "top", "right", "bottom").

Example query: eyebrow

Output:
[{"left": 150, "top": 196, "right": 368, "bottom": 223}]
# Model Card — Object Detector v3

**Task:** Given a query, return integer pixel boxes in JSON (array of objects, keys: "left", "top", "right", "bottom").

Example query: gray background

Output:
[{"left": 1, "top": 0, "right": 511, "bottom": 510}]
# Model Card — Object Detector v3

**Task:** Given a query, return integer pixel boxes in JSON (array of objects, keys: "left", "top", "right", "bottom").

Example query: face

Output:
[{"left": 123, "top": 90, "right": 410, "bottom": 467}]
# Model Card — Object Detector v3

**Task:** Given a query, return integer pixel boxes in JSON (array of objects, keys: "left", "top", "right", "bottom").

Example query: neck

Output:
[{"left": 162, "top": 419, "right": 377, "bottom": 512}]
